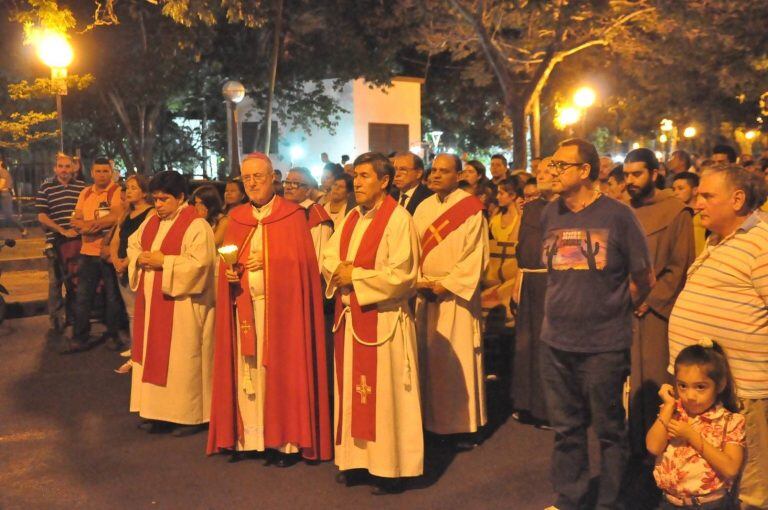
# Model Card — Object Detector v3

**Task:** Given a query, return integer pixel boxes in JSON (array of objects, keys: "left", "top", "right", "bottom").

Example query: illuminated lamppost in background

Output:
[
  {"left": 555, "top": 106, "right": 581, "bottom": 138},
  {"left": 36, "top": 31, "right": 73, "bottom": 152},
  {"left": 659, "top": 118, "right": 675, "bottom": 160},
  {"left": 573, "top": 86, "right": 596, "bottom": 137},
  {"left": 222, "top": 80, "right": 245, "bottom": 176},
  {"left": 683, "top": 125, "right": 697, "bottom": 152}
]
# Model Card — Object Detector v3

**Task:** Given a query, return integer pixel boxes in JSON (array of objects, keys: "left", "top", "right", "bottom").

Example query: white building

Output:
[{"left": 236, "top": 77, "right": 423, "bottom": 178}]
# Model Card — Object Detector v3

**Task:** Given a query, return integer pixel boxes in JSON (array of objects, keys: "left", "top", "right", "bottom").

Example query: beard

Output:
[{"left": 627, "top": 181, "right": 655, "bottom": 203}]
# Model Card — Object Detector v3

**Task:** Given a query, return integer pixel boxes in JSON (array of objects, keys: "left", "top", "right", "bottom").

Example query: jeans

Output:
[
  {"left": 0, "top": 192, "right": 24, "bottom": 232},
  {"left": 46, "top": 240, "right": 79, "bottom": 328},
  {"left": 72, "top": 255, "right": 122, "bottom": 342},
  {"left": 117, "top": 277, "right": 135, "bottom": 347},
  {"left": 540, "top": 343, "right": 630, "bottom": 510}
]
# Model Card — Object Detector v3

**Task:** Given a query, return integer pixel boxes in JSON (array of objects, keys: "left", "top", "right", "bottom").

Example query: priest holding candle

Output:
[{"left": 207, "top": 152, "right": 332, "bottom": 466}]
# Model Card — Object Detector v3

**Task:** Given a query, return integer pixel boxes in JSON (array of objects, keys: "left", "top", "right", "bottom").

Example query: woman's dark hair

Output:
[
  {"left": 191, "top": 184, "right": 224, "bottom": 226},
  {"left": 498, "top": 177, "right": 524, "bottom": 199},
  {"left": 675, "top": 341, "right": 740, "bottom": 413},
  {"left": 149, "top": 170, "right": 187, "bottom": 199},
  {"left": 225, "top": 178, "right": 247, "bottom": 202},
  {"left": 335, "top": 173, "right": 353, "bottom": 193},
  {"left": 464, "top": 160, "right": 489, "bottom": 185}
]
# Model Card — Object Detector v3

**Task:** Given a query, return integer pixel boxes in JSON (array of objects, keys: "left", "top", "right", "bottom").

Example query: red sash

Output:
[
  {"left": 132, "top": 206, "right": 199, "bottom": 386},
  {"left": 333, "top": 195, "right": 397, "bottom": 443},
  {"left": 306, "top": 203, "right": 333, "bottom": 230},
  {"left": 420, "top": 194, "right": 484, "bottom": 266}
]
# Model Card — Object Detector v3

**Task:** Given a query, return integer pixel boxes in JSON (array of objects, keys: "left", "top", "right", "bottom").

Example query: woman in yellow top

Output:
[{"left": 482, "top": 178, "right": 523, "bottom": 324}]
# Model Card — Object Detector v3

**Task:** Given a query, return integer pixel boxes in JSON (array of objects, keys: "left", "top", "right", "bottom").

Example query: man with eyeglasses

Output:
[
  {"left": 391, "top": 151, "right": 433, "bottom": 215},
  {"left": 283, "top": 166, "right": 333, "bottom": 271},
  {"left": 540, "top": 139, "right": 654, "bottom": 510},
  {"left": 208, "top": 152, "right": 332, "bottom": 466}
]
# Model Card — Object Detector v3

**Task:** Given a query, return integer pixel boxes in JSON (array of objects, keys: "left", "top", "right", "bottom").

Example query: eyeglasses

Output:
[
  {"left": 241, "top": 173, "right": 270, "bottom": 183},
  {"left": 547, "top": 160, "right": 584, "bottom": 175},
  {"left": 282, "top": 180, "right": 308, "bottom": 188}
]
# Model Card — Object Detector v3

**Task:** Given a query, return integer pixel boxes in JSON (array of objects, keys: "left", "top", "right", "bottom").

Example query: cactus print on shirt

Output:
[{"left": 543, "top": 228, "right": 609, "bottom": 271}]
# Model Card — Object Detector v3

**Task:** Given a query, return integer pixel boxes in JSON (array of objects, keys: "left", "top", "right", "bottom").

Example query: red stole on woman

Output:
[
  {"left": 207, "top": 197, "right": 332, "bottom": 461},
  {"left": 131, "top": 205, "right": 199, "bottom": 386},
  {"left": 333, "top": 194, "right": 397, "bottom": 443}
]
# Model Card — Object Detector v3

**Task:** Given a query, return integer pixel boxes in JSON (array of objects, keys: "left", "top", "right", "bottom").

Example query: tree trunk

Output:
[
  {"left": 508, "top": 101, "right": 528, "bottom": 170},
  {"left": 264, "top": 0, "right": 284, "bottom": 155},
  {"left": 530, "top": 93, "right": 541, "bottom": 161}
]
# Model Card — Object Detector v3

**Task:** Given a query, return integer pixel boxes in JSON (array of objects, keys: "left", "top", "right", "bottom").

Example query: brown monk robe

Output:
[{"left": 629, "top": 188, "right": 694, "bottom": 455}]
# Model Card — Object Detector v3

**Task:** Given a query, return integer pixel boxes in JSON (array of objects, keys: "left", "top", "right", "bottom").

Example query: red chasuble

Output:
[
  {"left": 333, "top": 195, "right": 398, "bottom": 443},
  {"left": 131, "top": 205, "right": 199, "bottom": 387},
  {"left": 207, "top": 196, "right": 332, "bottom": 461},
  {"left": 420, "top": 195, "right": 484, "bottom": 266},
  {"left": 305, "top": 202, "right": 333, "bottom": 230}
]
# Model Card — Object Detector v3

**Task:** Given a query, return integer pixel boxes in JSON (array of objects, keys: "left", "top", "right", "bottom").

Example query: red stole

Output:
[
  {"left": 306, "top": 202, "right": 333, "bottom": 230},
  {"left": 420, "top": 194, "right": 484, "bottom": 266},
  {"left": 333, "top": 194, "right": 397, "bottom": 443},
  {"left": 207, "top": 197, "right": 332, "bottom": 461},
  {"left": 131, "top": 206, "right": 199, "bottom": 386}
]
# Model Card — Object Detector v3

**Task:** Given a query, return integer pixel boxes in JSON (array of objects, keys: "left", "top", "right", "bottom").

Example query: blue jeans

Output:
[
  {"left": 540, "top": 344, "right": 630, "bottom": 510},
  {"left": 73, "top": 255, "right": 122, "bottom": 342}
]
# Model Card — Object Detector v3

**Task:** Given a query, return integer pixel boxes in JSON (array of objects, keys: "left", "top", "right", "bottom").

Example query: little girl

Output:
[{"left": 647, "top": 340, "right": 745, "bottom": 509}]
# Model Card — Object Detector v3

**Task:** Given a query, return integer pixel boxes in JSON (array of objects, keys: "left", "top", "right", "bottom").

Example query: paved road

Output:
[{"left": 0, "top": 316, "right": 659, "bottom": 510}]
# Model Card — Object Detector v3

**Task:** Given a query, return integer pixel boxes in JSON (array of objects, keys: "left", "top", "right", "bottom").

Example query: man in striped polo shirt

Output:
[
  {"left": 668, "top": 164, "right": 768, "bottom": 510},
  {"left": 36, "top": 153, "right": 86, "bottom": 333}
]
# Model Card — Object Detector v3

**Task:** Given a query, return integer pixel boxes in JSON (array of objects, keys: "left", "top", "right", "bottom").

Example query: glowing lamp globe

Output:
[
  {"left": 558, "top": 107, "right": 581, "bottom": 127},
  {"left": 36, "top": 32, "right": 73, "bottom": 69},
  {"left": 222, "top": 80, "right": 246, "bottom": 103},
  {"left": 683, "top": 126, "right": 697, "bottom": 138},
  {"left": 573, "top": 87, "right": 596, "bottom": 109},
  {"left": 745, "top": 130, "right": 758, "bottom": 141}
]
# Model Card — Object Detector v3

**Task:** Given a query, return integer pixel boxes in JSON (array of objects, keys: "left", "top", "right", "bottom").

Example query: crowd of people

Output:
[{"left": 29, "top": 138, "right": 768, "bottom": 508}]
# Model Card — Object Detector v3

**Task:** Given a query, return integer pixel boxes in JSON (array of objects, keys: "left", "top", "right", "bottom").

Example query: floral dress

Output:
[{"left": 653, "top": 402, "right": 745, "bottom": 502}]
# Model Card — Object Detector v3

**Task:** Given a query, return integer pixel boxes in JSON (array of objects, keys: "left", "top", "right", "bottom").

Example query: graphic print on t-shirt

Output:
[{"left": 542, "top": 228, "right": 609, "bottom": 271}]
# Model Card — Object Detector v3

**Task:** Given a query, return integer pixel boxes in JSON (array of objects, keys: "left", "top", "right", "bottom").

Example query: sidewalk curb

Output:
[{"left": 4, "top": 299, "right": 47, "bottom": 320}]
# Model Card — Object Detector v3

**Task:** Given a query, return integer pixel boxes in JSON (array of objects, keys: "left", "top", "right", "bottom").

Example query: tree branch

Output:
[{"left": 448, "top": 0, "right": 513, "bottom": 100}]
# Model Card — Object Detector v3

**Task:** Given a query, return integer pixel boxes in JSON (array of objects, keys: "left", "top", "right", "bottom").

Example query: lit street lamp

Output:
[
  {"left": 555, "top": 106, "right": 581, "bottom": 132},
  {"left": 573, "top": 86, "right": 596, "bottom": 137},
  {"left": 36, "top": 32, "right": 73, "bottom": 152},
  {"left": 683, "top": 126, "right": 697, "bottom": 139},
  {"left": 222, "top": 80, "right": 245, "bottom": 176}
]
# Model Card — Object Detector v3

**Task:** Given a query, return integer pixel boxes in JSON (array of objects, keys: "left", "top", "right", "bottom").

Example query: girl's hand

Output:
[
  {"left": 668, "top": 419, "right": 697, "bottom": 443},
  {"left": 658, "top": 384, "right": 676, "bottom": 405}
]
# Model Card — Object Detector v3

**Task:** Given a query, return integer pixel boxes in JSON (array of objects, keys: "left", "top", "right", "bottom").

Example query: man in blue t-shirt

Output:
[{"left": 539, "top": 138, "right": 654, "bottom": 510}]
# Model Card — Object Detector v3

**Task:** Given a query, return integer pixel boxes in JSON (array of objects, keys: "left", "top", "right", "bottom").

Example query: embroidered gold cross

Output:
[
  {"left": 425, "top": 219, "right": 450, "bottom": 245},
  {"left": 240, "top": 320, "right": 251, "bottom": 334},
  {"left": 355, "top": 375, "right": 372, "bottom": 404}
]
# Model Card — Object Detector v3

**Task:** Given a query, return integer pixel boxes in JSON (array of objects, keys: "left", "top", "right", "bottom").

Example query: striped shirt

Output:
[
  {"left": 36, "top": 177, "right": 86, "bottom": 243},
  {"left": 668, "top": 211, "right": 768, "bottom": 398}
]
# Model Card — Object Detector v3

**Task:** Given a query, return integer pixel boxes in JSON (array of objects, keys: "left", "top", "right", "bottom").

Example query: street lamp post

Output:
[
  {"left": 36, "top": 32, "right": 73, "bottom": 153},
  {"left": 222, "top": 80, "right": 245, "bottom": 177}
]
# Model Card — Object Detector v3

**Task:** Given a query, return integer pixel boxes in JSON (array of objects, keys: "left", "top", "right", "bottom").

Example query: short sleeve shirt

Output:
[
  {"left": 75, "top": 183, "right": 123, "bottom": 256},
  {"left": 36, "top": 177, "right": 86, "bottom": 243},
  {"left": 653, "top": 402, "right": 745, "bottom": 500},
  {"left": 540, "top": 194, "right": 651, "bottom": 352}
]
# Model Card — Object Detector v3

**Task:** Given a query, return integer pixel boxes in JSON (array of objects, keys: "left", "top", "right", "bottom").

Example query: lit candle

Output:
[{"left": 218, "top": 244, "right": 239, "bottom": 266}]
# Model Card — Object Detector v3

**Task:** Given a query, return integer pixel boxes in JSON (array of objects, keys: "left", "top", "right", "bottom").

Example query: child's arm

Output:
[
  {"left": 667, "top": 420, "right": 744, "bottom": 481},
  {"left": 646, "top": 384, "right": 676, "bottom": 456}
]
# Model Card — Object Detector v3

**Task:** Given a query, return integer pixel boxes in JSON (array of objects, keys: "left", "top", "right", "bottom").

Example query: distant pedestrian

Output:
[{"left": 0, "top": 156, "right": 27, "bottom": 237}]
